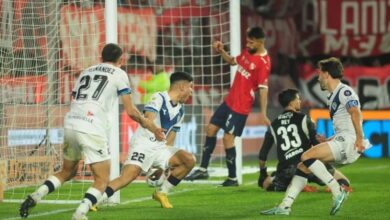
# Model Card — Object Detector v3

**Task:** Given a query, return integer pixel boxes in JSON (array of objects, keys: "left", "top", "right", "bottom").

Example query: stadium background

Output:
[{"left": 0, "top": 0, "right": 389, "bottom": 202}]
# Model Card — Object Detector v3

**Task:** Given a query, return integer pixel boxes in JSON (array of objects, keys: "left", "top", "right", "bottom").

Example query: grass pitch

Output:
[{"left": 1, "top": 158, "right": 389, "bottom": 220}]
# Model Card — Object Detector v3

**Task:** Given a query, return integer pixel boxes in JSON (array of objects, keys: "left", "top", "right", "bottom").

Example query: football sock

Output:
[
  {"left": 225, "top": 147, "right": 236, "bottom": 178},
  {"left": 159, "top": 175, "right": 181, "bottom": 194},
  {"left": 74, "top": 187, "right": 101, "bottom": 216},
  {"left": 280, "top": 169, "right": 307, "bottom": 208},
  {"left": 200, "top": 136, "right": 217, "bottom": 169},
  {"left": 338, "top": 178, "right": 350, "bottom": 187},
  {"left": 304, "top": 159, "right": 341, "bottom": 197},
  {"left": 105, "top": 186, "right": 115, "bottom": 198},
  {"left": 31, "top": 175, "right": 61, "bottom": 202}
]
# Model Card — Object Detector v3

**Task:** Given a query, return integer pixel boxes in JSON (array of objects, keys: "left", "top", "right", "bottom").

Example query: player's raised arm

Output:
[
  {"left": 121, "top": 94, "right": 164, "bottom": 141},
  {"left": 213, "top": 41, "right": 236, "bottom": 65}
]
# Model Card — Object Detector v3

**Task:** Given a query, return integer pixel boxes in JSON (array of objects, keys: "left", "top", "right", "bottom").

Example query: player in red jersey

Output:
[{"left": 185, "top": 26, "right": 271, "bottom": 186}]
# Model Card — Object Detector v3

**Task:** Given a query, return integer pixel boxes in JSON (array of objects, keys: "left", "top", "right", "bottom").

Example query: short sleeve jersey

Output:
[
  {"left": 327, "top": 83, "right": 361, "bottom": 136},
  {"left": 259, "top": 110, "right": 318, "bottom": 169},
  {"left": 224, "top": 49, "right": 271, "bottom": 115},
  {"left": 64, "top": 63, "right": 131, "bottom": 137},
  {"left": 131, "top": 91, "right": 184, "bottom": 147}
]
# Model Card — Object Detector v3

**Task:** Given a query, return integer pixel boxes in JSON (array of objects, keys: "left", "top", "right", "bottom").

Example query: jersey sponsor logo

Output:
[
  {"left": 344, "top": 90, "right": 352, "bottom": 96},
  {"left": 237, "top": 65, "right": 251, "bottom": 79},
  {"left": 284, "top": 148, "right": 303, "bottom": 160}
]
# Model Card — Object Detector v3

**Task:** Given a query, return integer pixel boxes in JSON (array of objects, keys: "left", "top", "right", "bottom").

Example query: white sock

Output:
[
  {"left": 280, "top": 175, "right": 307, "bottom": 208},
  {"left": 31, "top": 175, "right": 61, "bottom": 202},
  {"left": 307, "top": 160, "right": 340, "bottom": 197},
  {"left": 97, "top": 192, "right": 108, "bottom": 205},
  {"left": 159, "top": 180, "right": 174, "bottom": 194},
  {"left": 74, "top": 187, "right": 102, "bottom": 216}
]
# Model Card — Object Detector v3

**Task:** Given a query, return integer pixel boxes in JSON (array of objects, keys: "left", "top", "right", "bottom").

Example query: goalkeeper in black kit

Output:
[{"left": 258, "top": 89, "right": 351, "bottom": 192}]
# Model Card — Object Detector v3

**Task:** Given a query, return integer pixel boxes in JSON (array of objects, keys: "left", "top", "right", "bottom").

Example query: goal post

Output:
[{"left": 0, "top": 0, "right": 241, "bottom": 204}]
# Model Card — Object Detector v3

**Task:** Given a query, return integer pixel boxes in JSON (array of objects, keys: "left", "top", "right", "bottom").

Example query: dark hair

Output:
[
  {"left": 170, "top": 71, "right": 193, "bottom": 85},
  {"left": 278, "top": 89, "right": 299, "bottom": 108},
  {"left": 247, "top": 26, "right": 265, "bottom": 39},
  {"left": 102, "top": 43, "right": 123, "bottom": 63},
  {"left": 318, "top": 57, "right": 344, "bottom": 79}
]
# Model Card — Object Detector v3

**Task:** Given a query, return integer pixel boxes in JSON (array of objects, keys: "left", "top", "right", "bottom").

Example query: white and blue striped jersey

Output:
[
  {"left": 327, "top": 83, "right": 361, "bottom": 136},
  {"left": 65, "top": 63, "right": 131, "bottom": 137},
  {"left": 131, "top": 91, "right": 184, "bottom": 147}
]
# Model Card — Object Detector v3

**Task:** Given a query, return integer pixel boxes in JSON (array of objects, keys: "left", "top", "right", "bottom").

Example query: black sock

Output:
[
  {"left": 225, "top": 147, "right": 236, "bottom": 178},
  {"left": 84, "top": 193, "right": 97, "bottom": 205},
  {"left": 167, "top": 175, "right": 181, "bottom": 186},
  {"left": 105, "top": 186, "right": 115, "bottom": 198},
  {"left": 200, "top": 136, "right": 217, "bottom": 169},
  {"left": 43, "top": 180, "right": 55, "bottom": 193}
]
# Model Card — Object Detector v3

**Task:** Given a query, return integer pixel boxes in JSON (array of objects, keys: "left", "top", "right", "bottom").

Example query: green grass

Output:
[{"left": 1, "top": 158, "right": 389, "bottom": 220}]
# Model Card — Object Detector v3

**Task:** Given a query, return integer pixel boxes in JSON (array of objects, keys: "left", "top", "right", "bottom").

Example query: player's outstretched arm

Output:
[
  {"left": 213, "top": 41, "right": 236, "bottom": 65},
  {"left": 121, "top": 94, "right": 164, "bottom": 141}
]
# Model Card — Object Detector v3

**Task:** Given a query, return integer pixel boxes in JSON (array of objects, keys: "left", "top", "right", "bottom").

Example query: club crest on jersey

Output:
[
  {"left": 344, "top": 90, "right": 352, "bottom": 96},
  {"left": 249, "top": 63, "right": 255, "bottom": 70}
]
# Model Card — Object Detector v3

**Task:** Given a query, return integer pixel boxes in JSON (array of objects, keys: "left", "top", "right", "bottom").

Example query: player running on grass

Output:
[{"left": 261, "top": 57, "right": 371, "bottom": 216}]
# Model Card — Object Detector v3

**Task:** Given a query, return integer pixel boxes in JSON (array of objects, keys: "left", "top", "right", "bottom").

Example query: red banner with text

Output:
[{"left": 297, "top": 0, "right": 390, "bottom": 57}]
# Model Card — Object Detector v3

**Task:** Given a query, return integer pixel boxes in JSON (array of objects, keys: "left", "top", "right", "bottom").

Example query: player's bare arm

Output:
[
  {"left": 258, "top": 87, "right": 270, "bottom": 125},
  {"left": 347, "top": 106, "right": 364, "bottom": 153},
  {"left": 142, "top": 110, "right": 165, "bottom": 141},
  {"left": 122, "top": 94, "right": 165, "bottom": 141},
  {"left": 166, "top": 131, "right": 177, "bottom": 146},
  {"left": 213, "top": 41, "right": 236, "bottom": 65}
]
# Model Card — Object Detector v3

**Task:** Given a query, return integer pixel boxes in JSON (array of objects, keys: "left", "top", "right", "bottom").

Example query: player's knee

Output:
[
  {"left": 301, "top": 151, "right": 311, "bottom": 161},
  {"left": 181, "top": 152, "right": 196, "bottom": 169},
  {"left": 206, "top": 124, "right": 218, "bottom": 136}
]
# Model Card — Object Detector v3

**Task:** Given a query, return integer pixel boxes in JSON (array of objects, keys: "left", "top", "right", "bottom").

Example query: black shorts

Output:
[
  {"left": 267, "top": 165, "right": 296, "bottom": 192},
  {"left": 266, "top": 163, "right": 336, "bottom": 191},
  {"left": 210, "top": 102, "right": 248, "bottom": 137}
]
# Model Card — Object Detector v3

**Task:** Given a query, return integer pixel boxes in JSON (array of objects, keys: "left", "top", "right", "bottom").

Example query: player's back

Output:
[
  {"left": 65, "top": 63, "right": 130, "bottom": 137},
  {"left": 269, "top": 110, "right": 316, "bottom": 167}
]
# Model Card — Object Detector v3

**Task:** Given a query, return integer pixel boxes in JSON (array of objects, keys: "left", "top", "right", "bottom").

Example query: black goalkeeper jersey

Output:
[{"left": 259, "top": 110, "right": 318, "bottom": 170}]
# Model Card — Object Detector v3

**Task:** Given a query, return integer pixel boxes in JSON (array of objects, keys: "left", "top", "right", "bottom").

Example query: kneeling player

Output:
[
  {"left": 257, "top": 89, "right": 351, "bottom": 192},
  {"left": 99, "top": 71, "right": 195, "bottom": 208}
]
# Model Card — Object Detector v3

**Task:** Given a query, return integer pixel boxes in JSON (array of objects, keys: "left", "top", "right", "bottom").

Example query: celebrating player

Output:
[
  {"left": 19, "top": 43, "right": 164, "bottom": 220},
  {"left": 261, "top": 57, "right": 371, "bottom": 216},
  {"left": 98, "top": 71, "right": 195, "bottom": 209},
  {"left": 258, "top": 89, "right": 351, "bottom": 192},
  {"left": 185, "top": 26, "right": 271, "bottom": 186}
]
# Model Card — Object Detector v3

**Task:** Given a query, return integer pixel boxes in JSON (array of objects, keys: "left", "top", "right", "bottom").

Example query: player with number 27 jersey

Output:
[{"left": 65, "top": 63, "right": 131, "bottom": 138}]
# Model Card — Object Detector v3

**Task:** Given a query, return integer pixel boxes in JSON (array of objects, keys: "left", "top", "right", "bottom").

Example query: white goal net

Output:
[{"left": 0, "top": 0, "right": 233, "bottom": 203}]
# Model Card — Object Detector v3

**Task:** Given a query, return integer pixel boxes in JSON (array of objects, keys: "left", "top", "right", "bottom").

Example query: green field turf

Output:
[{"left": 1, "top": 158, "right": 389, "bottom": 220}]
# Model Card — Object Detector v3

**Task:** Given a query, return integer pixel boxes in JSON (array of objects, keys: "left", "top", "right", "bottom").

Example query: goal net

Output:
[{"left": 0, "top": 0, "right": 233, "bottom": 204}]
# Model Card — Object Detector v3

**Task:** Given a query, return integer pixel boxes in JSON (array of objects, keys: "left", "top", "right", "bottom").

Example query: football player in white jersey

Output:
[
  {"left": 98, "top": 71, "right": 195, "bottom": 209},
  {"left": 261, "top": 57, "right": 370, "bottom": 216},
  {"left": 20, "top": 44, "right": 164, "bottom": 220}
]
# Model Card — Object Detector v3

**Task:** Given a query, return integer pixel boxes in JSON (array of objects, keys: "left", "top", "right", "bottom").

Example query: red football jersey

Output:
[{"left": 224, "top": 49, "right": 271, "bottom": 115}]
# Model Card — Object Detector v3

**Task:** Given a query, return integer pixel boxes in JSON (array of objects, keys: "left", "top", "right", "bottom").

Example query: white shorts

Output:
[
  {"left": 124, "top": 144, "right": 180, "bottom": 172},
  {"left": 328, "top": 134, "right": 370, "bottom": 165},
  {"left": 63, "top": 128, "right": 110, "bottom": 164}
]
